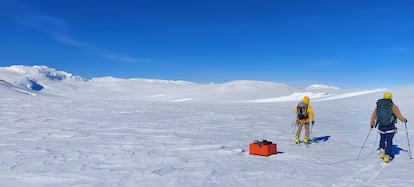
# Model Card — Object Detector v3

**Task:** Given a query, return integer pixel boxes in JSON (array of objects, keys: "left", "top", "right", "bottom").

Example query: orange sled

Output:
[{"left": 249, "top": 140, "right": 277, "bottom": 156}]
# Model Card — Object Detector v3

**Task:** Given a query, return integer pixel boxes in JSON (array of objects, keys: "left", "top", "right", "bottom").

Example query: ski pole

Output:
[
  {"left": 357, "top": 127, "right": 373, "bottom": 159},
  {"left": 309, "top": 122, "right": 314, "bottom": 140},
  {"left": 291, "top": 121, "right": 297, "bottom": 135},
  {"left": 311, "top": 122, "right": 314, "bottom": 132},
  {"left": 289, "top": 121, "right": 297, "bottom": 143},
  {"left": 404, "top": 122, "right": 412, "bottom": 159},
  {"left": 311, "top": 122, "right": 314, "bottom": 133}
]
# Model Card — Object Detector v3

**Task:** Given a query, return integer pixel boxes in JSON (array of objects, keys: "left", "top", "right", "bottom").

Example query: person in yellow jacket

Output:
[{"left": 294, "top": 96, "right": 315, "bottom": 144}]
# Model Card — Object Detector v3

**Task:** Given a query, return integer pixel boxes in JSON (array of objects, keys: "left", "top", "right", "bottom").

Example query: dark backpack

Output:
[
  {"left": 376, "top": 99, "right": 396, "bottom": 126},
  {"left": 297, "top": 102, "right": 308, "bottom": 120}
]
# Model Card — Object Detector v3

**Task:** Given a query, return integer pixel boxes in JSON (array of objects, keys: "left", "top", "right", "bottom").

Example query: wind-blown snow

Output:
[{"left": 0, "top": 65, "right": 413, "bottom": 186}]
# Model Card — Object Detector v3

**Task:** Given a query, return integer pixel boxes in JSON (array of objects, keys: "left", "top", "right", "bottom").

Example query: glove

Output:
[{"left": 311, "top": 121, "right": 315, "bottom": 125}]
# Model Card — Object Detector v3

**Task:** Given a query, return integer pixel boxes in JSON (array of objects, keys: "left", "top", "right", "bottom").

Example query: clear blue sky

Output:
[{"left": 0, "top": 0, "right": 413, "bottom": 88}]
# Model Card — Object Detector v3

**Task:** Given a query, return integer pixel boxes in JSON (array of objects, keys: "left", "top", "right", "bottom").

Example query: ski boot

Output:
[
  {"left": 295, "top": 136, "right": 300, "bottom": 144},
  {"left": 384, "top": 154, "right": 390, "bottom": 163},
  {"left": 304, "top": 136, "right": 309, "bottom": 144},
  {"left": 379, "top": 148, "right": 385, "bottom": 159}
]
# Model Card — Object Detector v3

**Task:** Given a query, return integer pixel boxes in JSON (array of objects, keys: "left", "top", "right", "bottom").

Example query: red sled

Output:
[{"left": 249, "top": 140, "right": 277, "bottom": 156}]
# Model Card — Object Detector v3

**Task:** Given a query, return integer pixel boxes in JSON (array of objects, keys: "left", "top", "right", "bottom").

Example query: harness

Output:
[{"left": 377, "top": 129, "right": 396, "bottom": 134}]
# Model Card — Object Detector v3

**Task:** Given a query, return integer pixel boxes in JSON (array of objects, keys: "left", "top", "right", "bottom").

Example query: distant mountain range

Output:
[{"left": 0, "top": 65, "right": 386, "bottom": 102}]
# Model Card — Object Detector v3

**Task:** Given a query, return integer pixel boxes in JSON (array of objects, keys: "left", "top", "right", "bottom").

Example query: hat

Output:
[
  {"left": 303, "top": 96, "right": 310, "bottom": 104},
  {"left": 383, "top": 92, "right": 392, "bottom": 99}
]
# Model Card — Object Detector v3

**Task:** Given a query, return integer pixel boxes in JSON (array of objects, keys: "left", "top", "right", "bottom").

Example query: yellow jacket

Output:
[{"left": 294, "top": 102, "right": 315, "bottom": 123}]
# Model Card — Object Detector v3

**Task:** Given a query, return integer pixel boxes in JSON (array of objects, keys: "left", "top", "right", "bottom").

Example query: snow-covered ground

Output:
[{"left": 0, "top": 65, "right": 413, "bottom": 186}]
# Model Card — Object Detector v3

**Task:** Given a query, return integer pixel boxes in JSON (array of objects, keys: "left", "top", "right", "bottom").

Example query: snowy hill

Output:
[
  {"left": 0, "top": 79, "right": 37, "bottom": 96},
  {"left": 0, "top": 65, "right": 386, "bottom": 103},
  {"left": 0, "top": 65, "right": 413, "bottom": 186},
  {"left": 0, "top": 65, "right": 86, "bottom": 95}
]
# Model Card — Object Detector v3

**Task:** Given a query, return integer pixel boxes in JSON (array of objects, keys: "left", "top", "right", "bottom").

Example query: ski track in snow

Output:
[{"left": 0, "top": 89, "right": 413, "bottom": 187}]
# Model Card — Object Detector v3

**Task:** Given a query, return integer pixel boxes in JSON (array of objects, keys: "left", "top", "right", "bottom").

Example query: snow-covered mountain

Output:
[
  {"left": 0, "top": 65, "right": 386, "bottom": 102},
  {"left": 0, "top": 65, "right": 86, "bottom": 95}
]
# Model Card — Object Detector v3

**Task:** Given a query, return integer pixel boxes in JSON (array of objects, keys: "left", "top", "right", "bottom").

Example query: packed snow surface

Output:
[{"left": 0, "top": 65, "right": 413, "bottom": 187}]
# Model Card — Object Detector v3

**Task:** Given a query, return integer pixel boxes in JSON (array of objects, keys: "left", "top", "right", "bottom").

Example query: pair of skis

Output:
[{"left": 292, "top": 139, "right": 318, "bottom": 147}]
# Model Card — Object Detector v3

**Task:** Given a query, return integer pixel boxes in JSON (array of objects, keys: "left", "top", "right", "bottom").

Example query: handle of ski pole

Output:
[{"left": 372, "top": 121, "right": 378, "bottom": 128}]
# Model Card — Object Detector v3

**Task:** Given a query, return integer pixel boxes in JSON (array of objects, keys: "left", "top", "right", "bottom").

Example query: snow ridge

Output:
[{"left": 0, "top": 65, "right": 386, "bottom": 102}]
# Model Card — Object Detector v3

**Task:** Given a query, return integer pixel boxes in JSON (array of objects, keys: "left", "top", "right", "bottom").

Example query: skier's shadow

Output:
[
  {"left": 376, "top": 145, "right": 406, "bottom": 155},
  {"left": 311, "top": 135, "right": 331, "bottom": 143},
  {"left": 392, "top": 145, "right": 405, "bottom": 155}
]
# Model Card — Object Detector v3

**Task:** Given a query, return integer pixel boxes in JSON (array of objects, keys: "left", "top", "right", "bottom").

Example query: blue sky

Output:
[{"left": 0, "top": 0, "right": 413, "bottom": 88}]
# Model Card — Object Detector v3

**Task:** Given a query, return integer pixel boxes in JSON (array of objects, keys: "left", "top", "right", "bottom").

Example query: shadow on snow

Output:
[
  {"left": 392, "top": 144, "right": 408, "bottom": 155},
  {"left": 311, "top": 135, "right": 331, "bottom": 143}
]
